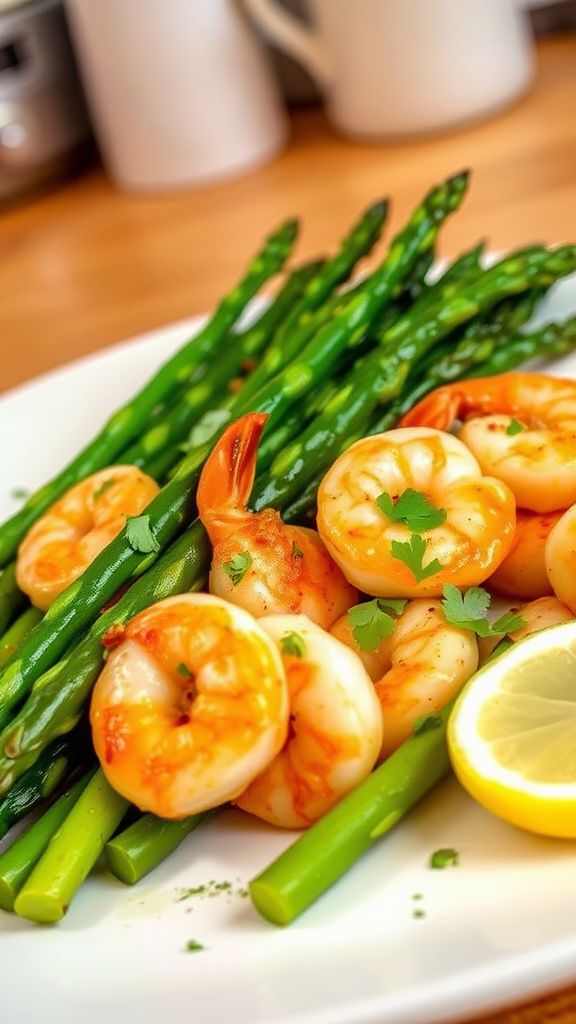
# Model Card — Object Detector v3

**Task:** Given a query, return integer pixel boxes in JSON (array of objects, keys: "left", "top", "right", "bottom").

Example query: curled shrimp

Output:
[
  {"left": 317, "top": 427, "right": 516, "bottom": 598},
  {"left": 332, "top": 599, "right": 478, "bottom": 760},
  {"left": 508, "top": 595, "right": 574, "bottom": 642},
  {"left": 545, "top": 504, "right": 576, "bottom": 614},
  {"left": 401, "top": 373, "right": 576, "bottom": 513},
  {"left": 236, "top": 614, "right": 382, "bottom": 828},
  {"left": 196, "top": 412, "right": 358, "bottom": 629},
  {"left": 90, "top": 593, "right": 288, "bottom": 818},
  {"left": 16, "top": 466, "right": 159, "bottom": 611},
  {"left": 488, "top": 509, "right": 563, "bottom": 600}
]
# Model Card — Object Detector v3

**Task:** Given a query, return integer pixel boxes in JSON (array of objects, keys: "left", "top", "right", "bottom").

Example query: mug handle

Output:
[{"left": 243, "top": 0, "right": 332, "bottom": 90}]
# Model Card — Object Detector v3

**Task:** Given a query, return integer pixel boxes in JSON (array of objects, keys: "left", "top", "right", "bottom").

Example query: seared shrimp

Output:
[
  {"left": 16, "top": 466, "right": 159, "bottom": 610},
  {"left": 401, "top": 374, "right": 576, "bottom": 513},
  {"left": 489, "top": 509, "right": 562, "bottom": 600},
  {"left": 317, "top": 427, "right": 516, "bottom": 598},
  {"left": 236, "top": 614, "right": 382, "bottom": 828},
  {"left": 545, "top": 504, "right": 576, "bottom": 614},
  {"left": 90, "top": 593, "right": 288, "bottom": 818},
  {"left": 508, "top": 595, "right": 574, "bottom": 642},
  {"left": 331, "top": 599, "right": 478, "bottom": 759},
  {"left": 196, "top": 412, "right": 358, "bottom": 628}
]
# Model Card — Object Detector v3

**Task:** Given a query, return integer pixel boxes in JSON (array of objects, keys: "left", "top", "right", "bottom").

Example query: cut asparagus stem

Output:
[
  {"left": 14, "top": 768, "right": 129, "bottom": 924},
  {"left": 0, "top": 606, "right": 42, "bottom": 670},
  {"left": 249, "top": 702, "right": 454, "bottom": 926},
  {"left": 0, "top": 734, "right": 82, "bottom": 840},
  {"left": 0, "top": 772, "right": 92, "bottom": 912},
  {"left": 0, "top": 563, "right": 26, "bottom": 636},
  {"left": 105, "top": 810, "right": 212, "bottom": 885}
]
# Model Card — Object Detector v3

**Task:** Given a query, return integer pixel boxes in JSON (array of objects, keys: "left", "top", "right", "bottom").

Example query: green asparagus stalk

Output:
[
  {"left": 0, "top": 563, "right": 26, "bottom": 636},
  {"left": 0, "top": 174, "right": 468, "bottom": 729},
  {"left": 0, "top": 219, "right": 298, "bottom": 569},
  {"left": 105, "top": 810, "right": 211, "bottom": 885},
  {"left": 120, "top": 261, "right": 324, "bottom": 473},
  {"left": 468, "top": 314, "right": 576, "bottom": 376},
  {"left": 0, "top": 772, "right": 91, "bottom": 911},
  {"left": 237, "top": 200, "right": 388, "bottom": 405},
  {"left": 249, "top": 702, "right": 454, "bottom": 926},
  {"left": 0, "top": 607, "right": 42, "bottom": 670},
  {"left": 0, "top": 734, "right": 82, "bottom": 840},
  {"left": 14, "top": 768, "right": 128, "bottom": 923}
]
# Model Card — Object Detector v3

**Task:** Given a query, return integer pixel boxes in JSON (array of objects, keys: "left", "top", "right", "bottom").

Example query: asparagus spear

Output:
[
  {"left": 468, "top": 314, "right": 576, "bottom": 375},
  {"left": 119, "top": 260, "right": 324, "bottom": 473},
  {"left": 237, "top": 200, "right": 388, "bottom": 405},
  {"left": 14, "top": 768, "right": 128, "bottom": 924},
  {"left": 0, "top": 607, "right": 42, "bottom": 670},
  {"left": 0, "top": 734, "right": 82, "bottom": 840},
  {"left": 105, "top": 810, "right": 211, "bottom": 885},
  {"left": 0, "top": 563, "right": 26, "bottom": 636},
  {"left": 0, "top": 772, "right": 91, "bottom": 911},
  {"left": 0, "top": 219, "right": 298, "bottom": 569},
  {"left": 249, "top": 702, "right": 454, "bottom": 926},
  {"left": 0, "top": 174, "right": 468, "bottom": 730}
]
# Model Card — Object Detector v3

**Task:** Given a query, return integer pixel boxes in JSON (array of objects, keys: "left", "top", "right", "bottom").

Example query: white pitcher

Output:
[
  {"left": 65, "top": 0, "right": 288, "bottom": 191},
  {"left": 244, "top": 0, "right": 535, "bottom": 139}
]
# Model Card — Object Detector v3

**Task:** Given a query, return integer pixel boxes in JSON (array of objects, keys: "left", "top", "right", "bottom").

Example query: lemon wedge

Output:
[{"left": 448, "top": 621, "right": 576, "bottom": 837}]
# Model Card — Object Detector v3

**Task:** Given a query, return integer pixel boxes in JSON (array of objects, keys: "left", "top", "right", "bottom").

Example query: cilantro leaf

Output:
[
  {"left": 347, "top": 598, "right": 406, "bottom": 652},
  {"left": 126, "top": 514, "right": 160, "bottom": 554},
  {"left": 222, "top": 552, "right": 252, "bottom": 586},
  {"left": 184, "top": 939, "right": 205, "bottom": 953},
  {"left": 292, "top": 541, "right": 303, "bottom": 559},
  {"left": 280, "top": 632, "right": 306, "bottom": 658},
  {"left": 376, "top": 489, "right": 447, "bottom": 533},
  {"left": 177, "top": 662, "right": 191, "bottom": 678},
  {"left": 429, "top": 848, "right": 459, "bottom": 869},
  {"left": 441, "top": 584, "right": 526, "bottom": 638},
  {"left": 413, "top": 713, "right": 443, "bottom": 736},
  {"left": 93, "top": 477, "right": 118, "bottom": 501},
  {"left": 391, "top": 534, "right": 443, "bottom": 583},
  {"left": 506, "top": 418, "right": 526, "bottom": 436}
]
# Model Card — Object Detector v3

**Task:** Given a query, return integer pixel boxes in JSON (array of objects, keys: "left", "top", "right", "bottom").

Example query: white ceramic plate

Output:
[{"left": 2, "top": 279, "right": 576, "bottom": 1024}]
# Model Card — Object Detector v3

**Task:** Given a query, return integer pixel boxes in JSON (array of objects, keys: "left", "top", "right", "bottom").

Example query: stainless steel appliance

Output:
[{"left": 0, "top": 0, "right": 91, "bottom": 202}]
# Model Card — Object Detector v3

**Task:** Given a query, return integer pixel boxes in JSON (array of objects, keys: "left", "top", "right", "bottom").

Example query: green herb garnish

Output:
[
  {"left": 441, "top": 584, "right": 525, "bottom": 637},
  {"left": 126, "top": 514, "right": 160, "bottom": 554},
  {"left": 377, "top": 489, "right": 447, "bottom": 533},
  {"left": 10, "top": 487, "right": 29, "bottom": 502},
  {"left": 430, "top": 848, "right": 459, "bottom": 869},
  {"left": 347, "top": 599, "right": 407, "bottom": 652},
  {"left": 184, "top": 939, "right": 205, "bottom": 953},
  {"left": 391, "top": 534, "right": 443, "bottom": 583},
  {"left": 412, "top": 908, "right": 426, "bottom": 919},
  {"left": 292, "top": 541, "right": 304, "bottom": 559},
  {"left": 222, "top": 552, "right": 252, "bottom": 586},
  {"left": 177, "top": 663, "right": 192, "bottom": 679},
  {"left": 280, "top": 632, "right": 306, "bottom": 658},
  {"left": 506, "top": 418, "right": 526, "bottom": 436}
]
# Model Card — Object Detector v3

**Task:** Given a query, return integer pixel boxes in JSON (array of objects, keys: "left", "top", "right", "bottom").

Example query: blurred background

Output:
[{"left": 1, "top": 0, "right": 576, "bottom": 393}]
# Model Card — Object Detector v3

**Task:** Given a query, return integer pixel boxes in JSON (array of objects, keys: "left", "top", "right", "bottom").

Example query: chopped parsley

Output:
[
  {"left": 184, "top": 939, "right": 205, "bottom": 953},
  {"left": 280, "top": 632, "right": 306, "bottom": 658},
  {"left": 292, "top": 541, "right": 304, "bottom": 559},
  {"left": 222, "top": 551, "right": 252, "bottom": 586},
  {"left": 347, "top": 598, "right": 407, "bottom": 652},
  {"left": 506, "top": 418, "right": 526, "bottom": 436},
  {"left": 430, "top": 848, "right": 459, "bottom": 869},
  {"left": 412, "top": 909, "right": 426, "bottom": 919},
  {"left": 126, "top": 514, "right": 160, "bottom": 554},
  {"left": 412, "top": 713, "right": 443, "bottom": 736},
  {"left": 391, "top": 534, "right": 443, "bottom": 583},
  {"left": 93, "top": 477, "right": 117, "bottom": 501},
  {"left": 177, "top": 662, "right": 192, "bottom": 679},
  {"left": 10, "top": 487, "right": 29, "bottom": 502},
  {"left": 376, "top": 489, "right": 447, "bottom": 533},
  {"left": 441, "top": 584, "right": 525, "bottom": 637}
]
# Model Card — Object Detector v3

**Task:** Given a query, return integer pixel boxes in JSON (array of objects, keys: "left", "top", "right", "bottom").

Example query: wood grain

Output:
[{"left": 1, "top": 31, "right": 576, "bottom": 1024}]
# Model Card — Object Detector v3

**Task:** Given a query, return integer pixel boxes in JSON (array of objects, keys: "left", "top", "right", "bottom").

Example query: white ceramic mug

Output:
[
  {"left": 244, "top": 0, "right": 535, "bottom": 139},
  {"left": 65, "top": 0, "right": 288, "bottom": 191}
]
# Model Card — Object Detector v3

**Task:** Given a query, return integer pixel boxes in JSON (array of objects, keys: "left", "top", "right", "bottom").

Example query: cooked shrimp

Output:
[
  {"left": 16, "top": 466, "right": 159, "bottom": 610},
  {"left": 196, "top": 412, "right": 358, "bottom": 629},
  {"left": 236, "top": 614, "right": 382, "bottom": 828},
  {"left": 508, "top": 595, "right": 574, "bottom": 642},
  {"left": 330, "top": 612, "right": 393, "bottom": 681},
  {"left": 489, "top": 509, "right": 563, "bottom": 600},
  {"left": 330, "top": 599, "right": 478, "bottom": 759},
  {"left": 317, "top": 427, "right": 516, "bottom": 598},
  {"left": 401, "top": 373, "right": 576, "bottom": 513},
  {"left": 90, "top": 593, "right": 288, "bottom": 818},
  {"left": 545, "top": 504, "right": 576, "bottom": 614}
]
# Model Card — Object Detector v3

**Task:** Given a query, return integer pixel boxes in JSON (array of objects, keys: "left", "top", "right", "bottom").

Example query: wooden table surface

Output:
[{"left": 1, "top": 31, "right": 576, "bottom": 1024}]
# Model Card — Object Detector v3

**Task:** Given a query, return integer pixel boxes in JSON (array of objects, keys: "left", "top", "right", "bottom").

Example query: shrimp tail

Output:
[
  {"left": 197, "top": 412, "right": 269, "bottom": 543},
  {"left": 400, "top": 375, "right": 525, "bottom": 429}
]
